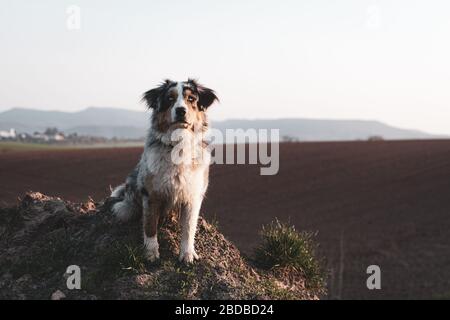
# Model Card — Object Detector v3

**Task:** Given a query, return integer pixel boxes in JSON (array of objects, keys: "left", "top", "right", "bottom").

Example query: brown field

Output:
[{"left": 1, "top": 140, "right": 450, "bottom": 299}]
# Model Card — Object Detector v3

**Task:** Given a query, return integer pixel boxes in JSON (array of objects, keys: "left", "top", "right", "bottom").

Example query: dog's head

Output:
[{"left": 143, "top": 79, "right": 218, "bottom": 134}]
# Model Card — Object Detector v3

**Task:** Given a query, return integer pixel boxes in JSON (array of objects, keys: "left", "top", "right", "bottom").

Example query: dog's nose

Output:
[{"left": 176, "top": 107, "right": 186, "bottom": 117}]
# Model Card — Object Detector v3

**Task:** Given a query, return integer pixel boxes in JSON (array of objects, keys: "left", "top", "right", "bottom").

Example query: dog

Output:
[{"left": 110, "top": 79, "right": 218, "bottom": 264}]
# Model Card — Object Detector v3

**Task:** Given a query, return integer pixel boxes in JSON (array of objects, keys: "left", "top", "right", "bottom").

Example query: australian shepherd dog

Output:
[{"left": 110, "top": 79, "right": 218, "bottom": 264}]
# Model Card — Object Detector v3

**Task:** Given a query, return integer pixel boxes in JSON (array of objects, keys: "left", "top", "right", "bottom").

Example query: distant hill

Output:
[
  {"left": 0, "top": 107, "right": 444, "bottom": 141},
  {"left": 0, "top": 107, "right": 148, "bottom": 139},
  {"left": 213, "top": 119, "right": 440, "bottom": 141}
]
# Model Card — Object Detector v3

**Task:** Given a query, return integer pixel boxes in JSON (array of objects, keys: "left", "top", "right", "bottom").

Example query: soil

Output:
[
  {"left": 1, "top": 140, "right": 450, "bottom": 299},
  {"left": 0, "top": 192, "right": 319, "bottom": 300}
]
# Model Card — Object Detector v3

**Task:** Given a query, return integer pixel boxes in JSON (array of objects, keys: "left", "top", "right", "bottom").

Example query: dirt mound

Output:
[{"left": 0, "top": 192, "right": 319, "bottom": 300}]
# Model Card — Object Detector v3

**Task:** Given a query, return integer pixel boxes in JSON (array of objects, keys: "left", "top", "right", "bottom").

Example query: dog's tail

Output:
[
  {"left": 111, "top": 184, "right": 126, "bottom": 198},
  {"left": 110, "top": 169, "right": 141, "bottom": 222}
]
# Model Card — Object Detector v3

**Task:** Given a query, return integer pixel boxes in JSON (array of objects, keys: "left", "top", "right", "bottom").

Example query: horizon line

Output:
[{"left": 0, "top": 106, "right": 448, "bottom": 137}]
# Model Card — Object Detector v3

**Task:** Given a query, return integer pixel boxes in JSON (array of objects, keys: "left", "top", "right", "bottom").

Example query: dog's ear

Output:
[
  {"left": 188, "top": 79, "right": 218, "bottom": 111},
  {"left": 198, "top": 85, "right": 219, "bottom": 111},
  {"left": 142, "top": 79, "right": 173, "bottom": 109}
]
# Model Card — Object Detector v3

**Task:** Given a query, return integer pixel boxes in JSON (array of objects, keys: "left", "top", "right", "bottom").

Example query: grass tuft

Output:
[
  {"left": 84, "top": 242, "right": 148, "bottom": 292},
  {"left": 254, "top": 218, "right": 324, "bottom": 288}
]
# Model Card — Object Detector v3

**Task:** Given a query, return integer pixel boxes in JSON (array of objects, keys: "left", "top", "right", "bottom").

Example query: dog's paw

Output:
[
  {"left": 145, "top": 246, "right": 160, "bottom": 262},
  {"left": 179, "top": 250, "right": 199, "bottom": 264},
  {"left": 144, "top": 236, "right": 160, "bottom": 262}
]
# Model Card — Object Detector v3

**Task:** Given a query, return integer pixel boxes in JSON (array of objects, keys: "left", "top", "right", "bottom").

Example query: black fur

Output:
[
  {"left": 142, "top": 79, "right": 176, "bottom": 110},
  {"left": 187, "top": 79, "right": 219, "bottom": 111},
  {"left": 143, "top": 79, "right": 218, "bottom": 111}
]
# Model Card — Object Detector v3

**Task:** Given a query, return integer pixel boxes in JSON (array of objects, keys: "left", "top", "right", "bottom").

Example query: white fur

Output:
[
  {"left": 179, "top": 197, "right": 202, "bottom": 263},
  {"left": 138, "top": 130, "right": 210, "bottom": 206},
  {"left": 170, "top": 82, "right": 187, "bottom": 122},
  {"left": 144, "top": 235, "right": 160, "bottom": 262},
  {"left": 110, "top": 184, "right": 125, "bottom": 197},
  {"left": 134, "top": 124, "right": 210, "bottom": 263}
]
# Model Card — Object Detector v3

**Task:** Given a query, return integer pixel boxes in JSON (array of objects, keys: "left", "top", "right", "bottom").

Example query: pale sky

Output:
[{"left": 1, "top": 0, "right": 449, "bottom": 134}]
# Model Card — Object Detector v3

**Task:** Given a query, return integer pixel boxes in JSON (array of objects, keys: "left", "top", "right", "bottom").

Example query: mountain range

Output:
[{"left": 0, "top": 107, "right": 444, "bottom": 141}]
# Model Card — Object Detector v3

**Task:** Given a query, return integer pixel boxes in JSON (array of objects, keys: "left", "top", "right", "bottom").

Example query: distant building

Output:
[
  {"left": 281, "top": 135, "right": 299, "bottom": 142},
  {"left": 31, "top": 129, "right": 66, "bottom": 142},
  {"left": 32, "top": 132, "right": 49, "bottom": 142},
  {"left": 53, "top": 133, "right": 65, "bottom": 141},
  {"left": 368, "top": 135, "right": 384, "bottom": 141},
  {"left": 0, "top": 128, "right": 17, "bottom": 139},
  {"left": 0, "top": 127, "right": 113, "bottom": 145}
]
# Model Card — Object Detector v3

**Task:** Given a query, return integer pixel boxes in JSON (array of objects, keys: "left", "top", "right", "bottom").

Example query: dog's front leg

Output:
[
  {"left": 142, "top": 194, "right": 163, "bottom": 262},
  {"left": 179, "top": 198, "right": 202, "bottom": 263}
]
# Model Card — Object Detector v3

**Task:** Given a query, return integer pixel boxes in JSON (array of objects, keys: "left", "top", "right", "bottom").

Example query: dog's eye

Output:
[
  {"left": 168, "top": 96, "right": 175, "bottom": 102},
  {"left": 187, "top": 96, "right": 195, "bottom": 103}
]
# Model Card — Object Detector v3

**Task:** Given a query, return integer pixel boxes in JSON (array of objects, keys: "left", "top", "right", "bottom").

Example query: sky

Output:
[{"left": 0, "top": 0, "right": 449, "bottom": 135}]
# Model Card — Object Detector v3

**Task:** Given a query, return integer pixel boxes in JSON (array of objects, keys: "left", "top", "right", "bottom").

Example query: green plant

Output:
[{"left": 254, "top": 218, "right": 324, "bottom": 288}]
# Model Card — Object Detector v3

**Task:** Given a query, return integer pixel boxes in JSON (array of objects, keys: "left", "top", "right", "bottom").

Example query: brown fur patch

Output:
[
  {"left": 143, "top": 195, "right": 168, "bottom": 238},
  {"left": 153, "top": 109, "right": 171, "bottom": 133}
]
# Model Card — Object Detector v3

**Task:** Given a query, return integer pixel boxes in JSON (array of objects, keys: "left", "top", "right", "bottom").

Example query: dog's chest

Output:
[{"left": 141, "top": 146, "right": 207, "bottom": 202}]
